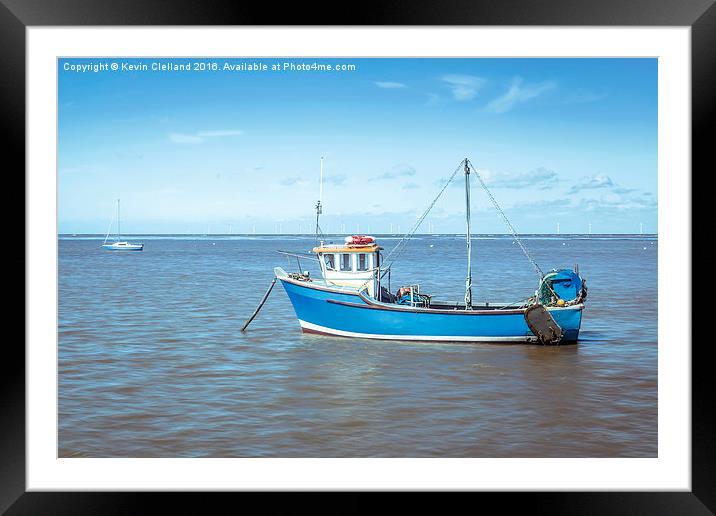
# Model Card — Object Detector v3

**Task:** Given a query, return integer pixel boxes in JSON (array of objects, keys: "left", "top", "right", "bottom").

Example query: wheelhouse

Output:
[{"left": 313, "top": 237, "right": 383, "bottom": 297}]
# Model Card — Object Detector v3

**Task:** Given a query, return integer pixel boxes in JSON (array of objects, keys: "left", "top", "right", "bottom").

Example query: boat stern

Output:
[{"left": 547, "top": 303, "right": 584, "bottom": 342}]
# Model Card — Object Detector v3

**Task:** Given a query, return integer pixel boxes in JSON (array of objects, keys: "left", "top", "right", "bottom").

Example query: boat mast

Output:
[
  {"left": 103, "top": 212, "right": 113, "bottom": 244},
  {"left": 117, "top": 199, "right": 121, "bottom": 242},
  {"left": 464, "top": 159, "right": 472, "bottom": 310},
  {"left": 315, "top": 157, "right": 324, "bottom": 244}
]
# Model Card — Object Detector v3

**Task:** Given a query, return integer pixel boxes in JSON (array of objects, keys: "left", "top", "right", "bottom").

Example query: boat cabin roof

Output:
[{"left": 312, "top": 243, "right": 382, "bottom": 254}]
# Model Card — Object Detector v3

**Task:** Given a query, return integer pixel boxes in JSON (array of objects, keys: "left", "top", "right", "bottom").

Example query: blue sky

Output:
[{"left": 58, "top": 58, "right": 657, "bottom": 234}]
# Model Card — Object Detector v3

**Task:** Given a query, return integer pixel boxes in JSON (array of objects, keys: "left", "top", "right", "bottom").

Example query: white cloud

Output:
[
  {"left": 369, "top": 164, "right": 416, "bottom": 181},
  {"left": 579, "top": 192, "right": 657, "bottom": 211},
  {"left": 375, "top": 81, "right": 406, "bottom": 89},
  {"left": 169, "top": 129, "right": 244, "bottom": 144},
  {"left": 323, "top": 174, "right": 346, "bottom": 186},
  {"left": 440, "top": 74, "right": 486, "bottom": 101},
  {"left": 510, "top": 189, "right": 656, "bottom": 215},
  {"left": 279, "top": 177, "right": 306, "bottom": 187},
  {"left": 486, "top": 77, "right": 556, "bottom": 113},
  {"left": 441, "top": 167, "right": 558, "bottom": 190},
  {"left": 568, "top": 174, "right": 615, "bottom": 194},
  {"left": 279, "top": 173, "right": 345, "bottom": 188},
  {"left": 487, "top": 167, "right": 559, "bottom": 189},
  {"left": 169, "top": 133, "right": 204, "bottom": 144},
  {"left": 197, "top": 130, "right": 245, "bottom": 137},
  {"left": 510, "top": 198, "right": 573, "bottom": 211}
]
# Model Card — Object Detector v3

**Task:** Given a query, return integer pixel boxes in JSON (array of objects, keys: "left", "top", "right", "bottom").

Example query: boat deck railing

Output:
[{"left": 275, "top": 267, "right": 368, "bottom": 293}]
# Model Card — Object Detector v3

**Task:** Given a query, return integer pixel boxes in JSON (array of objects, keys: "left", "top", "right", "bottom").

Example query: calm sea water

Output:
[{"left": 58, "top": 234, "right": 657, "bottom": 457}]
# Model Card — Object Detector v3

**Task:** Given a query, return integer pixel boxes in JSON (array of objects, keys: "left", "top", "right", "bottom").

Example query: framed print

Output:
[{"left": 5, "top": 0, "right": 711, "bottom": 513}]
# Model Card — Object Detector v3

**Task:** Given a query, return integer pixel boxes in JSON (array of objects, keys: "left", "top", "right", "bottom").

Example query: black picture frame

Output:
[{"left": 4, "top": 0, "right": 709, "bottom": 513}]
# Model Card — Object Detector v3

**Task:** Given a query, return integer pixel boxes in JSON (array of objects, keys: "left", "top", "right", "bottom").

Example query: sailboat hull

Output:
[
  {"left": 102, "top": 242, "right": 144, "bottom": 251},
  {"left": 276, "top": 270, "right": 583, "bottom": 343}
]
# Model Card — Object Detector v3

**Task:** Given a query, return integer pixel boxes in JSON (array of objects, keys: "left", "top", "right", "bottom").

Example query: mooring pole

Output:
[
  {"left": 464, "top": 159, "right": 472, "bottom": 310},
  {"left": 241, "top": 278, "right": 277, "bottom": 331}
]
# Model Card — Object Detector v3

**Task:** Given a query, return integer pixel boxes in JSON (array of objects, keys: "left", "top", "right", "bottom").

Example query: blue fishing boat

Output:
[
  {"left": 246, "top": 158, "right": 586, "bottom": 344},
  {"left": 275, "top": 264, "right": 585, "bottom": 343},
  {"left": 101, "top": 199, "right": 144, "bottom": 251}
]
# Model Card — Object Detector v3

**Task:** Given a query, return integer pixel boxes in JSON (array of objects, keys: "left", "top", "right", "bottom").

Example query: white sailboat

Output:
[{"left": 101, "top": 199, "right": 144, "bottom": 251}]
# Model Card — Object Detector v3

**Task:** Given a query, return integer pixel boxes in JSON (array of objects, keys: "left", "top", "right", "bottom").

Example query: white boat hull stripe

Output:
[{"left": 298, "top": 320, "right": 538, "bottom": 343}]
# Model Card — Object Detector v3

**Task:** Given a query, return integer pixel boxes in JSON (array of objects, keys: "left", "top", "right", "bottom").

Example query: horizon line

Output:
[{"left": 59, "top": 232, "right": 658, "bottom": 237}]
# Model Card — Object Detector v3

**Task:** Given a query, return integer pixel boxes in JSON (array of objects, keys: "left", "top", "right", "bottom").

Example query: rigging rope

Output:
[
  {"left": 380, "top": 159, "right": 465, "bottom": 278},
  {"left": 466, "top": 159, "right": 545, "bottom": 278},
  {"left": 374, "top": 157, "right": 547, "bottom": 291}
]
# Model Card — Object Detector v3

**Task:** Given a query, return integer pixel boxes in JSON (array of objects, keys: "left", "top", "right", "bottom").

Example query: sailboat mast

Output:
[
  {"left": 117, "top": 199, "right": 121, "bottom": 241},
  {"left": 464, "top": 159, "right": 472, "bottom": 309}
]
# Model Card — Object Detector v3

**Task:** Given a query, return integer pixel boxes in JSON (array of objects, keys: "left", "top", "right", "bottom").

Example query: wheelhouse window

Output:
[
  {"left": 357, "top": 253, "right": 369, "bottom": 271},
  {"left": 340, "top": 253, "right": 352, "bottom": 271},
  {"left": 323, "top": 254, "right": 336, "bottom": 271}
]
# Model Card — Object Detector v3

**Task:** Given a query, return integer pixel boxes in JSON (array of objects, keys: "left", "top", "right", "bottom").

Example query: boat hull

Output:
[
  {"left": 277, "top": 273, "right": 583, "bottom": 344},
  {"left": 101, "top": 243, "right": 144, "bottom": 251}
]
